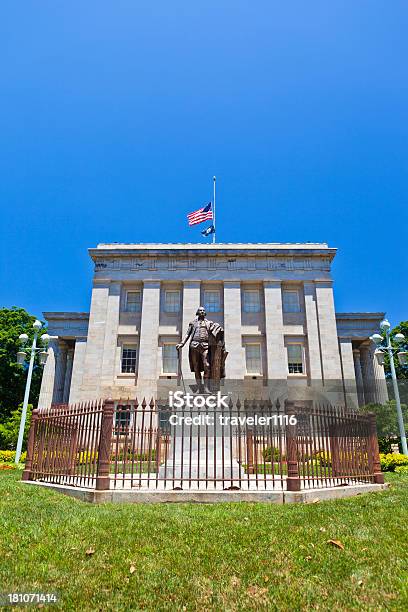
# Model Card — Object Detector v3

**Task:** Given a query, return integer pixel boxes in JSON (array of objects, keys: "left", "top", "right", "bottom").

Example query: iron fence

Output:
[{"left": 23, "top": 398, "right": 384, "bottom": 491}]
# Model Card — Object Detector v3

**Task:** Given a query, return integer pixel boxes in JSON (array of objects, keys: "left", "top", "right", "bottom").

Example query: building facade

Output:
[{"left": 38, "top": 243, "right": 388, "bottom": 408}]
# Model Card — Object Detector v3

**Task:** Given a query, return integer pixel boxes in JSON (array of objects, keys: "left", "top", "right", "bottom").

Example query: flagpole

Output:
[{"left": 213, "top": 176, "right": 216, "bottom": 244}]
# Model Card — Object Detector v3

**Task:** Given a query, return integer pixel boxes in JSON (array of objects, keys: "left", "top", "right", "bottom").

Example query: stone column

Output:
[
  {"left": 264, "top": 281, "right": 287, "bottom": 381},
  {"left": 81, "top": 282, "right": 110, "bottom": 398},
  {"left": 138, "top": 281, "right": 161, "bottom": 397},
  {"left": 361, "top": 343, "right": 388, "bottom": 405},
  {"left": 53, "top": 343, "right": 67, "bottom": 404},
  {"left": 371, "top": 344, "right": 388, "bottom": 405},
  {"left": 69, "top": 337, "right": 87, "bottom": 404},
  {"left": 360, "top": 344, "right": 376, "bottom": 405},
  {"left": 353, "top": 349, "right": 365, "bottom": 407},
  {"left": 62, "top": 348, "right": 74, "bottom": 404},
  {"left": 100, "top": 281, "right": 121, "bottom": 392},
  {"left": 315, "top": 282, "right": 342, "bottom": 380},
  {"left": 181, "top": 281, "right": 201, "bottom": 376},
  {"left": 223, "top": 281, "right": 245, "bottom": 379},
  {"left": 339, "top": 338, "right": 358, "bottom": 410},
  {"left": 304, "top": 282, "right": 323, "bottom": 381},
  {"left": 37, "top": 336, "right": 58, "bottom": 410}
]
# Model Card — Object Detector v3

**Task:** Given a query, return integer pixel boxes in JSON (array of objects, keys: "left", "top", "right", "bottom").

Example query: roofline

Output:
[
  {"left": 43, "top": 312, "right": 89, "bottom": 321},
  {"left": 336, "top": 312, "right": 385, "bottom": 320},
  {"left": 89, "top": 243, "right": 337, "bottom": 261}
]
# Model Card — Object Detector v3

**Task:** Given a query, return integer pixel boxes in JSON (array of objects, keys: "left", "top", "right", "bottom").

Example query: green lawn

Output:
[{"left": 0, "top": 471, "right": 407, "bottom": 611}]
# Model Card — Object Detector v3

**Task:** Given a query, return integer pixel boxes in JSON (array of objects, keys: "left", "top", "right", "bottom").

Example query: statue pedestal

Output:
[{"left": 158, "top": 407, "right": 243, "bottom": 487}]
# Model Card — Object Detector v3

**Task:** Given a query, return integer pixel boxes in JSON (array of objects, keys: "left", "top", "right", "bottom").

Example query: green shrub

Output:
[
  {"left": 306, "top": 459, "right": 321, "bottom": 470},
  {"left": 380, "top": 453, "right": 408, "bottom": 472},
  {"left": 315, "top": 451, "right": 332, "bottom": 467},
  {"left": 0, "top": 450, "right": 26, "bottom": 463},
  {"left": 112, "top": 449, "right": 156, "bottom": 462},
  {"left": 262, "top": 446, "right": 285, "bottom": 462},
  {"left": 0, "top": 404, "right": 32, "bottom": 450},
  {"left": 395, "top": 465, "right": 408, "bottom": 475},
  {"left": 77, "top": 451, "right": 98, "bottom": 465},
  {"left": 378, "top": 437, "right": 401, "bottom": 454}
]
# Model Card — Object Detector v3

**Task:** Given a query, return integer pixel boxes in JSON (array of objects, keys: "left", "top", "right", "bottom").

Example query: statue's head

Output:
[{"left": 196, "top": 306, "right": 206, "bottom": 319}]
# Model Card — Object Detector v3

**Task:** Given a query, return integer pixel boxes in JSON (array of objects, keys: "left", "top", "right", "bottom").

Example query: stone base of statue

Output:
[{"left": 158, "top": 401, "right": 243, "bottom": 487}]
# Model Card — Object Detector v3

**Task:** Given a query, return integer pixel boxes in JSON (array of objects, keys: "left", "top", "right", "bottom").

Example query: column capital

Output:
[
  {"left": 143, "top": 280, "right": 161, "bottom": 289},
  {"left": 109, "top": 281, "right": 122, "bottom": 294},
  {"left": 183, "top": 280, "right": 201, "bottom": 289},
  {"left": 263, "top": 280, "right": 281, "bottom": 289},
  {"left": 224, "top": 280, "right": 241, "bottom": 288},
  {"left": 339, "top": 336, "right": 353, "bottom": 342},
  {"left": 303, "top": 281, "right": 316, "bottom": 293}
]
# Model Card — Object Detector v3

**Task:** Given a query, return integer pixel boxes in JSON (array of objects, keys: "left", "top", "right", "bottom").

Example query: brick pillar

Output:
[
  {"left": 285, "top": 401, "right": 300, "bottom": 491},
  {"left": 368, "top": 413, "right": 384, "bottom": 484},
  {"left": 246, "top": 430, "right": 254, "bottom": 474},
  {"left": 156, "top": 432, "right": 162, "bottom": 471},
  {"left": 22, "top": 409, "right": 39, "bottom": 481},
  {"left": 96, "top": 399, "right": 115, "bottom": 490},
  {"left": 329, "top": 422, "right": 341, "bottom": 477}
]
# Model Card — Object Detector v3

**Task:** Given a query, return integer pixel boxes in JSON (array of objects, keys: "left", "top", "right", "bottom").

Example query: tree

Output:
[
  {"left": 384, "top": 321, "right": 408, "bottom": 380},
  {"left": 0, "top": 307, "right": 44, "bottom": 422},
  {"left": 360, "top": 400, "right": 408, "bottom": 453}
]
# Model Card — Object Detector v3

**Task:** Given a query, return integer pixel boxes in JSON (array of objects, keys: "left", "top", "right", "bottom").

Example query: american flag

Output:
[{"left": 187, "top": 202, "right": 213, "bottom": 226}]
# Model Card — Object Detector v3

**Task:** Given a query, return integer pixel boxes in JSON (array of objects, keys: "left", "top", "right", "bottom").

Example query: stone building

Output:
[{"left": 38, "top": 243, "right": 388, "bottom": 408}]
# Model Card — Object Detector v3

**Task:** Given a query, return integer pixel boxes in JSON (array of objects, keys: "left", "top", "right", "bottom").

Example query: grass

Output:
[{"left": 0, "top": 471, "right": 407, "bottom": 611}]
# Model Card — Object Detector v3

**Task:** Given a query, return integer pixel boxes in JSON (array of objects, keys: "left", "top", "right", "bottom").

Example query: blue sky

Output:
[{"left": 1, "top": 2, "right": 407, "bottom": 325}]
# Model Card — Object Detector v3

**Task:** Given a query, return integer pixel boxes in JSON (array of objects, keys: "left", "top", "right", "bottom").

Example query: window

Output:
[
  {"left": 243, "top": 290, "right": 261, "bottom": 313},
  {"left": 287, "top": 344, "right": 304, "bottom": 374},
  {"left": 121, "top": 345, "right": 138, "bottom": 373},
  {"left": 282, "top": 290, "right": 301, "bottom": 313},
  {"left": 245, "top": 344, "right": 262, "bottom": 374},
  {"left": 164, "top": 290, "right": 181, "bottom": 313},
  {"left": 204, "top": 290, "right": 221, "bottom": 312},
  {"left": 162, "top": 344, "right": 178, "bottom": 374},
  {"left": 115, "top": 405, "right": 131, "bottom": 434},
  {"left": 126, "top": 291, "right": 142, "bottom": 312}
]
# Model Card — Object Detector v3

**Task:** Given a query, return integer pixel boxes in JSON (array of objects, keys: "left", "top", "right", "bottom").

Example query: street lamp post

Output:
[
  {"left": 15, "top": 320, "right": 50, "bottom": 464},
  {"left": 370, "top": 319, "right": 408, "bottom": 456}
]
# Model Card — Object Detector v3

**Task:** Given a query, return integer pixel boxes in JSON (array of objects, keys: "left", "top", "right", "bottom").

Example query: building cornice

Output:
[
  {"left": 335, "top": 312, "right": 385, "bottom": 321},
  {"left": 43, "top": 312, "right": 89, "bottom": 321},
  {"left": 89, "top": 242, "right": 337, "bottom": 261}
]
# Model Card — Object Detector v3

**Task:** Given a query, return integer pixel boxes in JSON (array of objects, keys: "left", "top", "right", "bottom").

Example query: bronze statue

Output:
[{"left": 176, "top": 306, "right": 228, "bottom": 393}]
